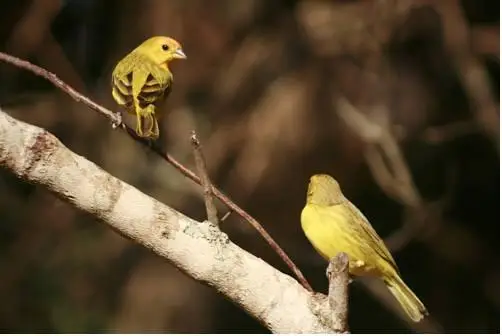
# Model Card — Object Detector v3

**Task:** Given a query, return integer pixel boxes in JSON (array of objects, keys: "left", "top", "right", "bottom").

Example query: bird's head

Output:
[
  {"left": 306, "top": 174, "right": 344, "bottom": 206},
  {"left": 139, "top": 36, "right": 186, "bottom": 67}
]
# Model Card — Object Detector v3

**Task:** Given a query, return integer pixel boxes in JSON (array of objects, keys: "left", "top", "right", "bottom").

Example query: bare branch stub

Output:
[
  {"left": 191, "top": 130, "right": 219, "bottom": 226},
  {"left": 327, "top": 252, "right": 350, "bottom": 333}
]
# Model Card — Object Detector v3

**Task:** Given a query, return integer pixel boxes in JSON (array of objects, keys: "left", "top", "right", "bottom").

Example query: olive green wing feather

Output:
[{"left": 343, "top": 200, "right": 399, "bottom": 271}]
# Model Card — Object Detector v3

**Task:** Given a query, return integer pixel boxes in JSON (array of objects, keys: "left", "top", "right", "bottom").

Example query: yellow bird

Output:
[
  {"left": 301, "top": 174, "right": 428, "bottom": 322},
  {"left": 111, "top": 36, "right": 186, "bottom": 139}
]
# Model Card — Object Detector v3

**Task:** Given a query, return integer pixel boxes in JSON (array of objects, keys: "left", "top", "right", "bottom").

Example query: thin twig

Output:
[
  {"left": 220, "top": 211, "right": 232, "bottom": 222},
  {"left": 326, "top": 252, "right": 350, "bottom": 333},
  {"left": 190, "top": 130, "right": 219, "bottom": 226},
  {"left": 0, "top": 51, "right": 313, "bottom": 292},
  {"left": 0, "top": 52, "right": 122, "bottom": 125}
]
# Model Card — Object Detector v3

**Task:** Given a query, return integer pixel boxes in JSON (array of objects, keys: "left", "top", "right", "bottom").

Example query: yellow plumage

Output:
[
  {"left": 301, "top": 174, "right": 428, "bottom": 322},
  {"left": 111, "top": 36, "right": 186, "bottom": 139}
]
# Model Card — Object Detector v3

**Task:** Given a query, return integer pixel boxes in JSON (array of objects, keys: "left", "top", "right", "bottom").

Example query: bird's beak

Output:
[{"left": 173, "top": 48, "right": 187, "bottom": 59}]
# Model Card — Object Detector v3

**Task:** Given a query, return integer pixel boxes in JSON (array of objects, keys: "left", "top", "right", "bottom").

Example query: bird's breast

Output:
[{"left": 300, "top": 204, "right": 382, "bottom": 277}]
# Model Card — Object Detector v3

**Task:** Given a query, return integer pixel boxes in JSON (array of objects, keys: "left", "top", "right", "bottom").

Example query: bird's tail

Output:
[
  {"left": 385, "top": 273, "right": 428, "bottom": 322},
  {"left": 135, "top": 111, "right": 159, "bottom": 139}
]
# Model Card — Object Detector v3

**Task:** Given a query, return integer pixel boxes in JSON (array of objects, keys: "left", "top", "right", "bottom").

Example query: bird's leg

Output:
[
  {"left": 151, "top": 115, "right": 159, "bottom": 139},
  {"left": 135, "top": 109, "right": 144, "bottom": 137},
  {"left": 143, "top": 104, "right": 159, "bottom": 139}
]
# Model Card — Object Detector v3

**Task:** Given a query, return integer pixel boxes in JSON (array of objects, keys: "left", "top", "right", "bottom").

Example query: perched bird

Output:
[
  {"left": 111, "top": 36, "right": 186, "bottom": 139},
  {"left": 301, "top": 174, "right": 428, "bottom": 322}
]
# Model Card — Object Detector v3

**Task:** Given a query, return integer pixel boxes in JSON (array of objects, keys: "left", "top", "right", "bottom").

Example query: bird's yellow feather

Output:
[
  {"left": 111, "top": 36, "right": 186, "bottom": 139},
  {"left": 301, "top": 174, "right": 428, "bottom": 322}
]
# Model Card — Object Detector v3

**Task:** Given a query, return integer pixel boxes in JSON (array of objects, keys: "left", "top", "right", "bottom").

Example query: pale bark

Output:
[{"left": 0, "top": 109, "right": 337, "bottom": 333}]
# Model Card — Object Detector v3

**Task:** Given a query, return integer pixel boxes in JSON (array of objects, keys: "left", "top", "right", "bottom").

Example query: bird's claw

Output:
[{"left": 111, "top": 112, "right": 123, "bottom": 129}]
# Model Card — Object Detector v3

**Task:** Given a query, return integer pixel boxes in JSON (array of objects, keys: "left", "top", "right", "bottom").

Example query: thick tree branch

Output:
[{"left": 0, "top": 110, "right": 332, "bottom": 333}]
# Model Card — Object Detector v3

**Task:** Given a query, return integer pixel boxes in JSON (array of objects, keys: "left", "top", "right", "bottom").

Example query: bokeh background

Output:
[{"left": 0, "top": 0, "right": 499, "bottom": 333}]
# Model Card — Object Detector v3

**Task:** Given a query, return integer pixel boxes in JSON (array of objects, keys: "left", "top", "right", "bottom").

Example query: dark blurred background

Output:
[{"left": 0, "top": 0, "right": 499, "bottom": 333}]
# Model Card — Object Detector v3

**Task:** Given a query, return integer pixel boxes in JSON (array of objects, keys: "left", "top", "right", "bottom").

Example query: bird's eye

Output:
[{"left": 161, "top": 44, "right": 169, "bottom": 51}]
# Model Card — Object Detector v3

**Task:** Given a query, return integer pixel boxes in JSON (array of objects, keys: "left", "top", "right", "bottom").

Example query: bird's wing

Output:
[
  {"left": 111, "top": 52, "right": 137, "bottom": 80},
  {"left": 148, "top": 64, "right": 173, "bottom": 88},
  {"left": 342, "top": 201, "right": 399, "bottom": 271},
  {"left": 111, "top": 54, "right": 136, "bottom": 108},
  {"left": 111, "top": 52, "right": 172, "bottom": 111},
  {"left": 140, "top": 70, "right": 172, "bottom": 104},
  {"left": 134, "top": 75, "right": 168, "bottom": 108}
]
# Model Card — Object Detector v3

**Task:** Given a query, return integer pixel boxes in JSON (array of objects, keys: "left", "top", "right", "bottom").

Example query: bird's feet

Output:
[{"left": 111, "top": 111, "right": 123, "bottom": 129}]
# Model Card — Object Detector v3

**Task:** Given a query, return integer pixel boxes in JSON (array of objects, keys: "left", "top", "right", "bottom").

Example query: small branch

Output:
[
  {"left": 0, "top": 52, "right": 122, "bottom": 126},
  {"left": 220, "top": 211, "right": 232, "bottom": 222},
  {"left": 0, "top": 51, "right": 313, "bottom": 293},
  {"left": 327, "top": 253, "right": 350, "bottom": 333},
  {"left": 126, "top": 130, "right": 313, "bottom": 293},
  {"left": 190, "top": 130, "right": 219, "bottom": 226}
]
